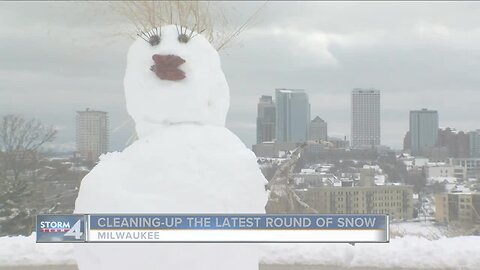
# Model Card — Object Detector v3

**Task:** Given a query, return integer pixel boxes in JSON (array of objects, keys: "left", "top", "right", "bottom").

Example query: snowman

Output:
[{"left": 74, "top": 25, "right": 268, "bottom": 269}]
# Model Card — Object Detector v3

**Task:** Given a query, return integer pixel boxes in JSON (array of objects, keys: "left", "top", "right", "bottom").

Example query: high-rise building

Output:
[
  {"left": 256, "top": 95, "right": 276, "bottom": 143},
  {"left": 275, "top": 88, "right": 310, "bottom": 143},
  {"left": 351, "top": 88, "right": 381, "bottom": 148},
  {"left": 436, "top": 127, "right": 470, "bottom": 158},
  {"left": 76, "top": 109, "right": 109, "bottom": 162},
  {"left": 409, "top": 108, "right": 438, "bottom": 155},
  {"left": 470, "top": 130, "right": 480, "bottom": 158},
  {"left": 308, "top": 116, "right": 328, "bottom": 141}
]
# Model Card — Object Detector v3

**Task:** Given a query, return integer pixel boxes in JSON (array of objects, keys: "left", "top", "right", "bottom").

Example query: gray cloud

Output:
[{"left": 1, "top": 1, "right": 480, "bottom": 151}]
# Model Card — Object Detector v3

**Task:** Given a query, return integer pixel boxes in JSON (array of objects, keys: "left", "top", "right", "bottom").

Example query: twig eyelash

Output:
[
  {"left": 176, "top": 24, "right": 203, "bottom": 43},
  {"left": 191, "top": 28, "right": 206, "bottom": 39},
  {"left": 137, "top": 27, "right": 161, "bottom": 46}
]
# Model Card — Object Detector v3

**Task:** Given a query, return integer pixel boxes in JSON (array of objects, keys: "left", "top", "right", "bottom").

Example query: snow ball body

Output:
[{"left": 74, "top": 25, "right": 268, "bottom": 270}]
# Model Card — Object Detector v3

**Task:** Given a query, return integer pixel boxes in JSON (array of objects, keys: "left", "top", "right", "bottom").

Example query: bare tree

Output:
[{"left": 0, "top": 115, "right": 57, "bottom": 182}]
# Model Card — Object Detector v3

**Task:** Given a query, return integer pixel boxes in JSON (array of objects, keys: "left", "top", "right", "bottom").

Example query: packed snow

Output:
[
  {"left": 259, "top": 236, "right": 480, "bottom": 269},
  {"left": 390, "top": 221, "right": 445, "bottom": 240},
  {"left": 74, "top": 24, "right": 267, "bottom": 270},
  {"left": 124, "top": 25, "right": 229, "bottom": 138},
  {"left": 1, "top": 231, "right": 480, "bottom": 269},
  {"left": 0, "top": 233, "right": 75, "bottom": 266}
]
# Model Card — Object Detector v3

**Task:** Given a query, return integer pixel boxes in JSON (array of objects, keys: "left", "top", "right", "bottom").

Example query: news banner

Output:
[{"left": 36, "top": 214, "right": 389, "bottom": 243}]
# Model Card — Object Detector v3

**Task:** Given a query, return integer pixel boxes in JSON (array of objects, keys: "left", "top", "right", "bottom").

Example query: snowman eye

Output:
[
  {"left": 176, "top": 25, "right": 191, "bottom": 43},
  {"left": 149, "top": 35, "right": 161, "bottom": 46},
  {"left": 178, "top": 34, "right": 190, "bottom": 43},
  {"left": 137, "top": 28, "right": 161, "bottom": 46},
  {"left": 175, "top": 25, "right": 205, "bottom": 44}
]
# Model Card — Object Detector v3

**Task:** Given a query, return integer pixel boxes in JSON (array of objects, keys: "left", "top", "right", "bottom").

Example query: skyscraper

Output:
[
  {"left": 436, "top": 127, "right": 470, "bottom": 158},
  {"left": 409, "top": 108, "right": 438, "bottom": 155},
  {"left": 351, "top": 88, "right": 381, "bottom": 148},
  {"left": 308, "top": 116, "right": 328, "bottom": 141},
  {"left": 275, "top": 88, "right": 310, "bottom": 143},
  {"left": 256, "top": 95, "right": 276, "bottom": 143},
  {"left": 76, "top": 108, "right": 109, "bottom": 162},
  {"left": 470, "top": 130, "right": 480, "bottom": 158}
]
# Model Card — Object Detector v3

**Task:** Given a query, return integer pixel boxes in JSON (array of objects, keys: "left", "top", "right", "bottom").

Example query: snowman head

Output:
[{"left": 124, "top": 25, "right": 230, "bottom": 138}]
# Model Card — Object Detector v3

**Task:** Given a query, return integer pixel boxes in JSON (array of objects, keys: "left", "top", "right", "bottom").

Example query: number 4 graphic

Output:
[{"left": 64, "top": 220, "right": 83, "bottom": 240}]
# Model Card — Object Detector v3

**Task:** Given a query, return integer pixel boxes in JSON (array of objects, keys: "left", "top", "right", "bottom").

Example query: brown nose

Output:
[{"left": 151, "top": 54, "right": 186, "bottom": 81}]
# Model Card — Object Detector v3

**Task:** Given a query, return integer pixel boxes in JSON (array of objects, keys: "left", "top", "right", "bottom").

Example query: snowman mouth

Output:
[{"left": 150, "top": 54, "right": 186, "bottom": 81}]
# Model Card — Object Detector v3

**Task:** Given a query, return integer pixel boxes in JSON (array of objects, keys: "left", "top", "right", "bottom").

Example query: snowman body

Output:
[{"left": 74, "top": 25, "right": 267, "bottom": 269}]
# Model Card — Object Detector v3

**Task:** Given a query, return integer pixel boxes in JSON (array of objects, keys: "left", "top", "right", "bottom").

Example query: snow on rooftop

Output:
[
  {"left": 428, "top": 177, "right": 457, "bottom": 184},
  {"left": 300, "top": 169, "right": 317, "bottom": 174},
  {"left": 450, "top": 185, "right": 472, "bottom": 194},
  {"left": 385, "top": 182, "right": 402, "bottom": 186},
  {"left": 375, "top": 175, "right": 386, "bottom": 185},
  {"left": 397, "top": 153, "right": 413, "bottom": 159},
  {"left": 333, "top": 180, "right": 342, "bottom": 187},
  {"left": 426, "top": 162, "right": 449, "bottom": 167}
]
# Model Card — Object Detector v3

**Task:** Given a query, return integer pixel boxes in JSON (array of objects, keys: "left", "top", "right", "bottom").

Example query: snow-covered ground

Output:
[
  {"left": 0, "top": 234, "right": 75, "bottom": 266},
  {"left": 1, "top": 222, "right": 479, "bottom": 269},
  {"left": 260, "top": 236, "right": 480, "bottom": 269},
  {"left": 390, "top": 221, "right": 445, "bottom": 240}
]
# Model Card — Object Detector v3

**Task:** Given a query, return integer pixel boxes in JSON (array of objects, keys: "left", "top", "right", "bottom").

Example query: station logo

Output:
[{"left": 36, "top": 215, "right": 87, "bottom": 243}]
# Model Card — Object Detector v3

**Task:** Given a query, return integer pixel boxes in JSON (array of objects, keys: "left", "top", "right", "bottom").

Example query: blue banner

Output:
[
  {"left": 36, "top": 214, "right": 389, "bottom": 243},
  {"left": 89, "top": 214, "right": 386, "bottom": 230}
]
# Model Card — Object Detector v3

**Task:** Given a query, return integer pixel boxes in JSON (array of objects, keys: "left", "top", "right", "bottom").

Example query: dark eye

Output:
[
  {"left": 137, "top": 28, "right": 161, "bottom": 46},
  {"left": 178, "top": 34, "right": 190, "bottom": 43},
  {"left": 149, "top": 35, "right": 160, "bottom": 46},
  {"left": 176, "top": 25, "right": 204, "bottom": 44}
]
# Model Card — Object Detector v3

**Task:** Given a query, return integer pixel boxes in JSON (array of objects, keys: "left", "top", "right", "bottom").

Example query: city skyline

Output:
[{"left": 2, "top": 2, "right": 480, "bottom": 151}]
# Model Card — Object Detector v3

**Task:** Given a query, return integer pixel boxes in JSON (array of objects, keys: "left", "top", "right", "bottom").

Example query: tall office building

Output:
[
  {"left": 308, "top": 116, "right": 328, "bottom": 141},
  {"left": 256, "top": 95, "right": 276, "bottom": 143},
  {"left": 470, "top": 130, "right": 480, "bottom": 158},
  {"left": 409, "top": 108, "right": 438, "bottom": 155},
  {"left": 436, "top": 127, "right": 470, "bottom": 158},
  {"left": 76, "top": 108, "right": 109, "bottom": 162},
  {"left": 351, "top": 88, "right": 381, "bottom": 148},
  {"left": 275, "top": 88, "right": 310, "bottom": 143}
]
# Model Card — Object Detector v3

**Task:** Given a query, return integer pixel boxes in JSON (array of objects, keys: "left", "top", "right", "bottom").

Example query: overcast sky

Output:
[{"left": 1, "top": 1, "right": 480, "bottom": 151}]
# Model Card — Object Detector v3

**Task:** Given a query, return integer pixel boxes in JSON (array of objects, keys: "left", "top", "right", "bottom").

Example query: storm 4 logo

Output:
[
  {"left": 37, "top": 215, "right": 86, "bottom": 242},
  {"left": 40, "top": 220, "right": 83, "bottom": 239}
]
